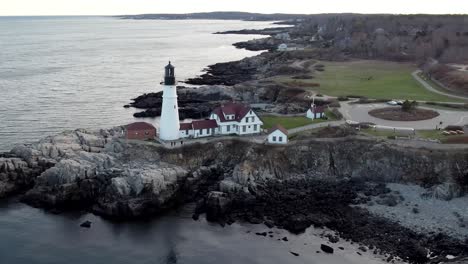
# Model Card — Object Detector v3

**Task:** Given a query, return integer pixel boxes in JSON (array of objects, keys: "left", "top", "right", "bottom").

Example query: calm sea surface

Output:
[
  {"left": 0, "top": 17, "right": 385, "bottom": 264},
  {"left": 0, "top": 16, "right": 269, "bottom": 152}
]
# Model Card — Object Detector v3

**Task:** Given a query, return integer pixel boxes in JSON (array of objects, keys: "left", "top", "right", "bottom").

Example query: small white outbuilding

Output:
[
  {"left": 306, "top": 104, "right": 326, "bottom": 120},
  {"left": 267, "top": 124, "right": 288, "bottom": 145}
]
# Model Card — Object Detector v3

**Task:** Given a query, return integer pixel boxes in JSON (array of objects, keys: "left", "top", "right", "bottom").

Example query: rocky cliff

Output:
[{"left": 1, "top": 130, "right": 467, "bottom": 218}]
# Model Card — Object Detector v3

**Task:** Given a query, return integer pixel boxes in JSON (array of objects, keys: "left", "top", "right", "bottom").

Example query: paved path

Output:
[
  {"left": 340, "top": 101, "right": 468, "bottom": 130},
  {"left": 288, "top": 120, "right": 345, "bottom": 134},
  {"left": 156, "top": 134, "right": 268, "bottom": 149},
  {"left": 412, "top": 70, "right": 468, "bottom": 101}
]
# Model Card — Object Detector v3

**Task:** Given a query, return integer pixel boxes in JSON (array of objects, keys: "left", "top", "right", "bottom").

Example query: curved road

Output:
[
  {"left": 341, "top": 101, "right": 468, "bottom": 130},
  {"left": 412, "top": 70, "right": 468, "bottom": 101}
]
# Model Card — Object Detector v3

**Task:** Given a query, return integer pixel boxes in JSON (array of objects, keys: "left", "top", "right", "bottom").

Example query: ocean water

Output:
[
  {"left": 0, "top": 200, "right": 387, "bottom": 264},
  {"left": 0, "top": 16, "right": 270, "bottom": 152}
]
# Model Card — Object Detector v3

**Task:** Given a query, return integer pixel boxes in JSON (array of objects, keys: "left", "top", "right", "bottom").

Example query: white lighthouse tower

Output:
[{"left": 159, "top": 61, "right": 180, "bottom": 141}]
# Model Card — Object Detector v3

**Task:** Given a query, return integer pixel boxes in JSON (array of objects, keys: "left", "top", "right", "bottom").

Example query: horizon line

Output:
[{"left": 1, "top": 11, "right": 468, "bottom": 17}]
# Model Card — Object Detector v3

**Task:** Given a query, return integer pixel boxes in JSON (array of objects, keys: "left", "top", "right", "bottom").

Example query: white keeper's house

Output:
[{"left": 179, "top": 102, "right": 263, "bottom": 139}]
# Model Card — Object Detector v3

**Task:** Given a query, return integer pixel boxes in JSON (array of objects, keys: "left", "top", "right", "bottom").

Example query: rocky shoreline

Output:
[{"left": 1, "top": 128, "right": 467, "bottom": 263}]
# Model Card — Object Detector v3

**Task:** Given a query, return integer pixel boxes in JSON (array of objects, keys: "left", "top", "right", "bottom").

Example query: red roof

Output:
[
  {"left": 212, "top": 102, "right": 251, "bottom": 123},
  {"left": 192, "top": 119, "right": 218, "bottom": 130},
  {"left": 126, "top": 122, "right": 155, "bottom": 131},
  {"left": 179, "top": 123, "right": 193, "bottom": 130},
  {"left": 269, "top": 124, "right": 288, "bottom": 135},
  {"left": 310, "top": 105, "right": 326, "bottom": 114}
]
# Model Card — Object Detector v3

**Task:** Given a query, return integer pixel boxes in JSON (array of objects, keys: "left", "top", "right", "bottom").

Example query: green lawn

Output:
[
  {"left": 416, "top": 130, "right": 446, "bottom": 140},
  {"left": 361, "top": 128, "right": 403, "bottom": 138},
  {"left": 277, "top": 60, "right": 464, "bottom": 103},
  {"left": 261, "top": 115, "right": 326, "bottom": 130},
  {"left": 362, "top": 128, "right": 461, "bottom": 141}
]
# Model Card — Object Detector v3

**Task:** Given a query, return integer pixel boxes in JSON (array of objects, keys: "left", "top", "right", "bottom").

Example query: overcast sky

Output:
[{"left": 1, "top": 0, "right": 467, "bottom": 16}]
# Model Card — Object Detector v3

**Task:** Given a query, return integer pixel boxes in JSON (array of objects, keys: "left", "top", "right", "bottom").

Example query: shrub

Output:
[
  {"left": 402, "top": 100, "right": 418, "bottom": 112},
  {"left": 330, "top": 108, "right": 343, "bottom": 119},
  {"left": 328, "top": 101, "right": 341, "bottom": 108},
  {"left": 337, "top": 96, "right": 349, "bottom": 101},
  {"left": 445, "top": 125, "right": 464, "bottom": 131}
]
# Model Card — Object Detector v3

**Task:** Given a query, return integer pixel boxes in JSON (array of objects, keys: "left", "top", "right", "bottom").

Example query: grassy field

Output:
[
  {"left": 361, "top": 128, "right": 462, "bottom": 141},
  {"left": 277, "top": 60, "right": 464, "bottom": 102},
  {"left": 261, "top": 109, "right": 339, "bottom": 130},
  {"left": 361, "top": 128, "right": 404, "bottom": 138},
  {"left": 261, "top": 115, "right": 326, "bottom": 130}
]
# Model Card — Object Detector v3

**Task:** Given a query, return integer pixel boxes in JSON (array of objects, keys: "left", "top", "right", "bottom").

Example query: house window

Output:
[
  {"left": 273, "top": 136, "right": 276, "bottom": 142},
  {"left": 145, "top": 131, "right": 149, "bottom": 135},
  {"left": 279, "top": 136, "right": 283, "bottom": 142},
  {"left": 186, "top": 130, "right": 189, "bottom": 134},
  {"left": 254, "top": 125, "right": 257, "bottom": 131},
  {"left": 246, "top": 117, "right": 249, "bottom": 123},
  {"left": 227, "top": 125, "right": 230, "bottom": 132},
  {"left": 248, "top": 126, "right": 251, "bottom": 129},
  {"left": 242, "top": 126, "right": 246, "bottom": 132},
  {"left": 250, "top": 110, "right": 252, "bottom": 114},
  {"left": 252, "top": 116, "right": 255, "bottom": 122},
  {"left": 199, "top": 129, "right": 202, "bottom": 135}
]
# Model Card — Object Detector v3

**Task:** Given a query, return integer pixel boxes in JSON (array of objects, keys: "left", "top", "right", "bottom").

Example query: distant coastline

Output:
[{"left": 116, "top": 11, "right": 308, "bottom": 22}]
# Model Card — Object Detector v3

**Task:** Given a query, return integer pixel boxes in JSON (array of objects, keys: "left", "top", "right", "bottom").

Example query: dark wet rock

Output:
[
  {"left": 338, "top": 247, "right": 344, "bottom": 250},
  {"left": 282, "top": 237, "right": 288, "bottom": 241},
  {"left": 327, "top": 235, "right": 340, "bottom": 243},
  {"left": 199, "top": 178, "right": 468, "bottom": 264},
  {"left": 284, "top": 214, "right": 311, "bottom": 234},
  {"left": 214, "top": 27, "right": 292, "bottom": 36},
  {"left": 321, "top": 244, "right": 334, "bottom": 254},
  {"left": 376, "top": 194, "right": 399, "bottom": 207},
  {"left": 290, "top": 251, "right": 299, "bottom": 256},
  {"left": 204, "top": 191, "right": 231, "bottom": 222},
  {"left": 255, "top": 232, "right": 267, "bottom": 236},
  {"left": 247, "top": 217, "right": 263, "bottom": 224},
  {"left": 264, "top": 220, "right": 275, "bottom": 228},
  {"left": 358, "top": 246, "right": 367, "bottom": 252},
  {"left": 80, "top": 220, "right": 92, "bottom": 228},
  {"left": 412, "top": 208, "right": 420, "bottom": 214}
]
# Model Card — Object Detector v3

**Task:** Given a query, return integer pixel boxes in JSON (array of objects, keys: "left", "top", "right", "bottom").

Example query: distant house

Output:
[
  {"left": 277, "top": 43, "right": 304, "bottom": 52},
  {"left": 267, "top": 124, "right": 288, "bottom": 144},
  {"left": 180, "top": 102, "right": 263, "bottom": 139},
  {"left": 126, "top": 122, "right": 156, "bottom": 140},
  {"left": 306, "top": 104, "right": 326, "bottom": 120},
  {"left": 278, "top": 43, "right": 288, "bottom": 51}
]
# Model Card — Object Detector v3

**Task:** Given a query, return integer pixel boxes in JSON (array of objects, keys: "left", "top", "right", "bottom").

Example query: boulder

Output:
[
  {"left": 80, "top": 220, "right": 92, "bottom": 228},
  {"left": 320, "top": 244, "right": 334, "bottom": 254},
  {"left": 284, "top": 214, "right": 311, "bottom": 234},
  {"left": 428, "top": 182, "right": 463, "bottom": 201},
  {"left": 205, "top": 191, "right": 231, "bottom": 222}
]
